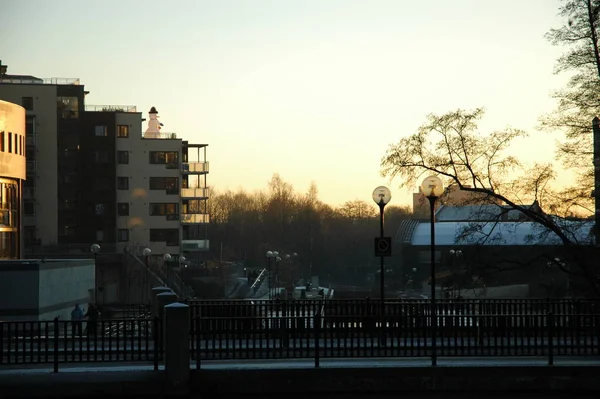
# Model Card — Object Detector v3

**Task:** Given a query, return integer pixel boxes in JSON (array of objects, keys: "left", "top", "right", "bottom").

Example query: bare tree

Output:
[
  {"left": 541, "top": 0, "right": 600, "bottom": 209},
  {"left": 381, "top": 108, "right": 598, "bottom": 293}
]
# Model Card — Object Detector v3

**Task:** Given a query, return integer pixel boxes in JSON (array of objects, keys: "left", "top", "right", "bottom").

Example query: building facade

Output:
[
  {"left": 0, "top": 100, "right": 26, "bottom": 259},
  {"left": 0, "top": 68, "right": 210, "bottom": 260},
  {"left": 0, "top": 74, "right": 86, "bottom": 252}
]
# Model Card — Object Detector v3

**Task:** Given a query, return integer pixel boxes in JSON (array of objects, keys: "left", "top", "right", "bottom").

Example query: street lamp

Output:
[
  {"left": 142, "top": 248, "right": 151, "bottom": 304},
  {"left": 449, "top": 249, "right": 463, "bottom": 299},
  {"left": 420, "top": 175, "right": 444, "bottom": 367},
  {"left": 266, "top": 251, "right": 275, "bottom": 300},
  {"left": 371, "top": 186, "right": 392, "bottom": 306},
  {"left": 90, "top": 244, "right": 101, "bottom": 305},
  {"left": 179, "top": 256, "right": 187, "bottom": 276}
]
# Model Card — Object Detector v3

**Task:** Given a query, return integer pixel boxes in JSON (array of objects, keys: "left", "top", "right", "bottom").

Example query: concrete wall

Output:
[
  {"left": 116, "top": 112, "right": 181, "bottom": 255},
  {"left": 0, "top": 259, "right": 94, "bottom": 321},
  {"left": 38, "top": 259, "right": 94, "bottom": 320},
  {"left": 0, "top": 261, "right": 39, "bottom": 320}
]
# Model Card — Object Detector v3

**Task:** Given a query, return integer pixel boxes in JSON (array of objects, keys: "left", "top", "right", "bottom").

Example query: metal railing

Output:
[
  {"left": 142, "top": 132, "right": 178, "bottom": 139},
  {"left": 190, "top": 311, "right": 600, "bottom": 367},
  {"left": 0, "top": 318, "right": 162, "bottom": 371},
  {"left": 181, "top": 162, "right": 209, "bottom": 173},
  {"left": 181, "top": 187, "right": 209, "bottom": 198},
  {"left": 181, "top": 213, "right": 210, "bottom": 224},
  {"left": 85, "top": 105, "right": 137, "bottom": 112},
  {"left": 0, "top": 77, "right": 80, "bottom": 85}
]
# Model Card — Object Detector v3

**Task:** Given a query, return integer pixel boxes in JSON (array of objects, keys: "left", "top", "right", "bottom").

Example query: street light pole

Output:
[
  {"left": 420, "top": 175, "right": 444, "bottom": 367},
  {"left": 266, "top": 251, "right": 274, "bottom": 300},
  {"left": 142, "top": 248, "right": 152, "bottom": 305},
  {"left": 90, "top": 244, "right": 101, "bottom": 305},
  {"left": 371, "top": 186, "right": 392, "bottom": 307}
]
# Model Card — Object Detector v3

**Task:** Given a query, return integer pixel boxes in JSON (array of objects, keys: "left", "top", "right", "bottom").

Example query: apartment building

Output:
[
  {"left": 0, "top": 66, "right": 210, "bottom": 259},
  {"left": 0, "top": 99, "right": 26, "bottom": 259}
]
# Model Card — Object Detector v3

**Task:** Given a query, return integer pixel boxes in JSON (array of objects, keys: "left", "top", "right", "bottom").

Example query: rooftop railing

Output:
[
  {"left": 142, "top": 132, "right": 178, "bottom": 139},
  {"left": 85, "top": 105, "right": 137, "bottom": 112},
  {"left": 0, "top": 77, "right": 80, "bottom": 85}
]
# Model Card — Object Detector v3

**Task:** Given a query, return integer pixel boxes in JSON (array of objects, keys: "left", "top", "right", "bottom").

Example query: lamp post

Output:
[
  {"left": 420, "top": 175, "right": 444, "bottom": 367},
  {"left": 266, "top": 251, "right": 274, "bottom": 300},
  {"left": 371, "top": 186, "right": 392, "bottom": 306},
  {"left": 142, "top": 248, "right": 151, "bottom": 305},
  {"left": 163, "top": 253, "right": 172, "bottom": 286},
  {"left": 179, "top": 256, "right": 187, "bottom": 276},
  {"left": 90, "top": 244, "right": 101, "bottom": 305},
  {"left": 449, "top": 249, "right": 463, "bottom": 299}
]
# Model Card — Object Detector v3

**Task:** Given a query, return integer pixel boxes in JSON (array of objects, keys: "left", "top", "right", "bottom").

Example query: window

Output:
[
  {"left": 22, "top": 97, "right": 33, "bottom": 111},
  {"left": 95, "top": 204, "right": 105, "bottom": 215},
  {"left": 118, "top": 203, "right": 129, "bottom": 216},
  {"left": 0, "top": 131, "right": 4, "bottom": 152},
  {"left": 24, "top": 201, "right": 35, "bottom": 215},
  {"left": 149, "top": 151, "right": 179, "bottom": 168},
  {"left": 149, "top": 228, "right": 179, "bottom": 246},
  {"left": 8, "top": 132, "right": 12, "bottom": 153},
  {"left": 117, "top": 229, "right": 129, "bottom": 242},
  {"left": 149, "top": 203, "right": 179, "bottom": 217},
  {"left": 57, "top": 96, "right": 79, "bottom": 119},
  {"left": 117, "top": 151, "right": 129, "bottom": 164},
  {"left": 96, "top": 230, "right": 104, "bottom": 242},
  {"left": 94, "top": 125, "right": 107, "bottom": 137},
  {"left": 117, "top": 125, "right": 129, "bottom": 138},
  {"left": 117, "top": 177, "right": 129, "bottom": 190},
  {"left": 149, "top": 177, "right": 179, "bottom": 194},
  {"left": 24, "top": 227, "right": 36, "bottom": 243},
  {"left": 95, "top": 151, "right": 109, "bottom": 163}
]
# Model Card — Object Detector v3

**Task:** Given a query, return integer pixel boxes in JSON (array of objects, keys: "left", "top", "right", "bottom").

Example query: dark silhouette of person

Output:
[{"left": 85, "top": 304, "right": 100, "bottom": 337}]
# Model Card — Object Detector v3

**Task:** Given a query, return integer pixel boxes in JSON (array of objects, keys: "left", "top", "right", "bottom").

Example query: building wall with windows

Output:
[
  {"left": 115, "top": 112, "right": 182, "bottom": 255},
  {"left": 0, "top": 100, "right": 26, "bottom": 259},
  {"left": 0, "top": 84, "right": 61, "bottom": 249}
]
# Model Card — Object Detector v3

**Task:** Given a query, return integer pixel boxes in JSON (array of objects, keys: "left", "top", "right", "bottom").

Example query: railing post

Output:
[
  {"left": 548, "top": 311, "right": 554, "bottom": 366},
  {"left": 314, "top": 312, "right": 321, "bottom": 368},
  {"left": 164, "top": 303, "right": 190, "bottom": 394},
  {"left": 53, "top": 317, "right": 59, "bottom": 373},
  {"left": 153, "top": 316, "right": 160, "bottom": 371}
]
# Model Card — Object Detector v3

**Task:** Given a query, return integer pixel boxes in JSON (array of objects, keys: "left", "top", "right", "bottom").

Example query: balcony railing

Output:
[
  {"left": 181, "top": 213, "right": 210, "bottom": 224},
  {"left": 181, "top": 187, "right": 209, "bottom": 198},
  {"left": 85, "top": 105, "right": 137, "bottom": 112},
  {"left": 26, "top": 133, "right": 37, "bottom": 146},
  {"left": 142, "top": 132, "right": 178, "bottom": 139},
  {"left": 181, "top": 162, "right": 209, "bottom": 173}
]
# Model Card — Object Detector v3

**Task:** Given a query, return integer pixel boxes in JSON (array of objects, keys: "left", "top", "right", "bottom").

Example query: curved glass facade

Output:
[{"left": 0, "top": 178, "right": 19, "bottom": 259}]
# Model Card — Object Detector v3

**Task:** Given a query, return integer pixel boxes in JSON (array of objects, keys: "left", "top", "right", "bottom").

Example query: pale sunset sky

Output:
[{"left": 1, "top": 0, "right": 570, "bottom": 207}]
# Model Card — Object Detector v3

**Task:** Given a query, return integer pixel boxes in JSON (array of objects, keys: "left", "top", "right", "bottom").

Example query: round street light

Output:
[
  {"left": 163, "top": 253, "right": 172, "bottom": 262},
  {"left": 372, "top": 186, "right": 392, "bottom": 206},
  {"left": 420, "top": 175, "right": 444, "bottom": 198},
  {"left": 90, "top": 244, "right": 101, "bottom": 254},
  {"left": 420, "top": 175, "right": 444, "bottom": 367},
  {"left": 142, "top": 248, "right": 152, "bottom": 257}
]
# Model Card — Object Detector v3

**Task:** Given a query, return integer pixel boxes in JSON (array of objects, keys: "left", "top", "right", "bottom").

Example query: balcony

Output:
[
  {"left": 181, "top": 162, "right": 209, "bottom": 174},
  {"left": 181, "top": 239, "right": 210, "bottom": 252},
  {"left": 181, "top": 213, "right": 210, "bottom": 224},
  {"left": 181, "top": 187, "right": 209, "bottom": 199},
  {"left": 85, "top": 104, "right": 137, "bottom": 112}
]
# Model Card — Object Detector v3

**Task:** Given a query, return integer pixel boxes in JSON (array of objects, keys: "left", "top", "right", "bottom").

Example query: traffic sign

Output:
[{"left": 374, "top": 237, "right": 392, "bottom": 257}]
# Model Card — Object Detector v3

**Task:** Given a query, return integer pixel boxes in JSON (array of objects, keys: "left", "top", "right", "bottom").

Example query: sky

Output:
[{"left": 0, "top": 0, "right": 571, "bottom": 208}]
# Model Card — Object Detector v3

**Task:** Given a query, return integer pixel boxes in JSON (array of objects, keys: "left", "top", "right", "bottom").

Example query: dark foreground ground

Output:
[{"left": 1, "top": 358, "right": 599, "bottom": 398}]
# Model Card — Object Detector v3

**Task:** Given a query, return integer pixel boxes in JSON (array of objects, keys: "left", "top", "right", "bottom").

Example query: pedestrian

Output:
[
  {"left": 85, "top": 304, "right": 100, "bottom": 337},
  {"left": 71, "top": 304, "right": 84, "bottom": 336}
]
